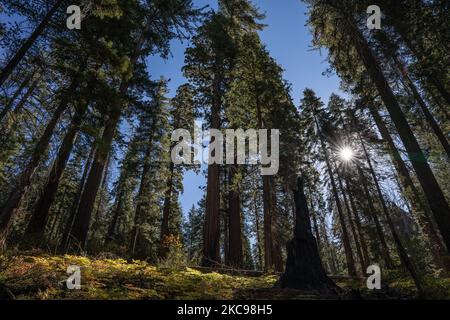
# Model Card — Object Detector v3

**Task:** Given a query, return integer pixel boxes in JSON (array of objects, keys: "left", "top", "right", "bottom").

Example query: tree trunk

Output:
[
  {"left": 0, "top": 76, "right": 40, "bottom": 149},
  {"left": 336, "top": 171, "right": 366, "bottom": 275},
  {"left": 227, "top": 165, "right": 243, "bottom": 268},
  {"left": 0, "top": 79, "right": 75, "bottom": 249},
  {"left": 105, "top": 191, "right": 123, "bottom": 244},
  {"left": 356, "top": 165, "right": 394, "bottom": 269},
  {"left": 253, "top": 191, "right": 263, "bottom": 269},
  {"left": 279, "top": 177, "right": 338, "bottom": 293},
  {"left": 159, "top": 161, "right": 175, "bottom": 257},
  {"left": 21, "top": 101, "right": 88, "bottom": 247},
  {"left": 0, "top": 69, "right": 36, "bottom": 122},
  {"left": 0, "top": 0, "right": 64, "bottom": 86},
  {"left": 202, "top": 73, "right": 222, "bottom": 267},
  {"left": 368, "top": 104, "right": 450, "bottom": 271},
  {"left": 67, "top": 23, "right": 150, "bottom": 252},
  {"left": 345, "top": 177, "right": 370, "bottom": 268},
  {"left": 314, "top": 115, "right": 357, "bottom": 276},
  {"left": 359, "top": 133, "right": 426, "bottom": 296},
  {"left": 58, "top": 144, "right": 96, "bottom": 253},
  {"left": 346, "top": 15, "right": 450, "bottom": 254},
  {"left": 392, "top": 55, "right": 450, "bottom": 158}
]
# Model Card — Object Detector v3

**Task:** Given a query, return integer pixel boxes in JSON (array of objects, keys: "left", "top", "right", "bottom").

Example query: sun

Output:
[{"left": 339, "top": 146, "right": 354, "bottom": 162}]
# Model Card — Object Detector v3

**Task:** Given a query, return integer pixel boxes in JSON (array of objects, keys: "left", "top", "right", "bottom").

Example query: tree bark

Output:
[
  {"left": 159, "top": 161, "right": 175, "bottom": 257},
  {"left": 202, "top": 72, "right": 222, "bottom": 267},
  {"left": 227, "top": 165, "right": 243, "bottom": 268}
]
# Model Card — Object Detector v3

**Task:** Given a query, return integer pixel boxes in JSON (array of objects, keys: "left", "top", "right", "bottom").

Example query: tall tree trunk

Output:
[
  {"left": 359, "top": 133, "right": 426, "bottom": 296},
  {"left": 336, "top": 171, "right": 366, "bottom": 275},
  {"left": 89, "top": 153, "right": 111, "bottom": 241},
  {"left": 0, "top": 79, "right": 76, "bottom": 249},
  {"left": 253, "top": 191, "right": 263, "bottom": 269},
  {"left": 345, "top": 15, "right": 450, "bottom": 253},
  {"left": 382, "top": 3, "right": 450, "bottom": 105},
  {"left": 105, "top": 191, "right": 123, "bottom": 245},
  {"left": 130, "top": 128, "right": 156, "bottom": 258},
  {"left": 68, "top": 23, "right": 150, "bottom": 251},
  {"left": 202, "top": 73, "right": 222, "bottom": 267},
  {"left": 345, "top": 177, "right": 370, "bottom": 268},
  {"left": 227, "top": 165, "right": 243, "bottom": 268},
  {"left": 392, "top": 55, "right": 450, "bottom": 158},
  {"left": 159, "top": 161, "right": 175, "bottom": 257},
  {"left": 58, "top": 144, "right": 96, "bottom": 253},
  {"left": 21, "top": 101, "right": 89, "bottom": 247},
  {"left": 0, "top": 0, "right": 64, "bottom": 86},
  {"left": 356, "top": 165, "right": 394, "bottom": 269},
  {"left": 254, "top": 85, "right": 282, "bottom": 272},
  {"left": 314, "top": 115, "right": 357, "bottom": 276},
  {"left": 279, "top": 177, "right": 338, "bottom": 293},
  {"left": 367, "top": 104, "right": 450, "bottom": 271}
]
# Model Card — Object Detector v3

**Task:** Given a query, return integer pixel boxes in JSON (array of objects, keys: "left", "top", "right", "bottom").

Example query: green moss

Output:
[
  {"left": 0, "top": 254, "right": 277, "bottom": 300},
  {"left": 2, "top": 253, "right": 449, "bottom": 300}
]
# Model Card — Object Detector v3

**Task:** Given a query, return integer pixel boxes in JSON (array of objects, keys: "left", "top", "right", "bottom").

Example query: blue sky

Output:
[{"left": 149, "top": 0, "right": 344, "bottom": 214}]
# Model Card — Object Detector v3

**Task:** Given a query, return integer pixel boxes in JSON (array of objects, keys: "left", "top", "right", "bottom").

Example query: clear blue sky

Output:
[{"left": 148, "top": 0, "right": 343, "bottom": 215}]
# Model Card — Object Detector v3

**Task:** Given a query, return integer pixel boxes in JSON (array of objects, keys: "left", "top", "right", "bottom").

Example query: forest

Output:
[{"left": 0, "top": 0, "right": 449, "bottom": 301}]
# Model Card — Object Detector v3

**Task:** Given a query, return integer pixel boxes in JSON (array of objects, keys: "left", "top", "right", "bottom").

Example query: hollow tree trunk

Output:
[
  {"left": 279, "top": 177, "right": 338, "bottom": 293},
  {"left": 0, "top": 0, "right": 64, "bottom": 86}
]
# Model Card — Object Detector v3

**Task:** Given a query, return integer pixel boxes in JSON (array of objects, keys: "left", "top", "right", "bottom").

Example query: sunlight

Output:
[{"left": 339, "top": 146, "right": 354, "bottom": 162}]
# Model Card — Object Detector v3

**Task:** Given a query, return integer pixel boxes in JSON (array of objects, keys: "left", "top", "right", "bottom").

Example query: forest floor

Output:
[{"left": 1, "top": 252, "right": 450, "bottom": 300}]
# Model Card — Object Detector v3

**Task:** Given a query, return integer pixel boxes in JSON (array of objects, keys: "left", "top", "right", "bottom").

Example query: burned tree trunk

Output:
[{"left": 279, "top": 177, "right": 338, "bottom": 293}]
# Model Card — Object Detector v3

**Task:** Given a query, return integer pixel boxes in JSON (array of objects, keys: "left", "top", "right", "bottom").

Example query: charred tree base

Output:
[{"left": 278, "top": 177, "right": 339, "bottom": 294}]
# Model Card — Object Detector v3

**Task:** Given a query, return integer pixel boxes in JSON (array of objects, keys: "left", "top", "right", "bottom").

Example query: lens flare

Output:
[{"left": 339, "top": 146, "right": 354, "bottom": 162}]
